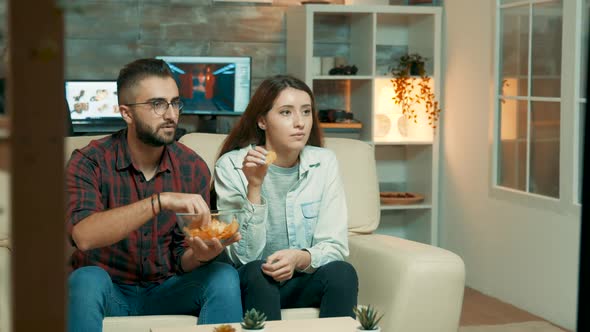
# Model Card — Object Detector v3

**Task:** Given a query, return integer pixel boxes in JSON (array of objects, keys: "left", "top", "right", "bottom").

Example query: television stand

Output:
[{"left": 197, "top": 115, "right": 218, "bottom": 134}]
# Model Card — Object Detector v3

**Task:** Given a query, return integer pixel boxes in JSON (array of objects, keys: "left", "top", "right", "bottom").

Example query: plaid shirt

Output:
[{"left": 66, "top": 130, "right": 210, "bottom": 284}]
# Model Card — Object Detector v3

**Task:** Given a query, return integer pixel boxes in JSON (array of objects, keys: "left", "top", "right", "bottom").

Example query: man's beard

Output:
[{"left": 135, "top": 118, "right": 176, "bottom": 147}]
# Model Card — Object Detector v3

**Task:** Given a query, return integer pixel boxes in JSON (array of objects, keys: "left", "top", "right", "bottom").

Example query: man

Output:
[{"left": 66, "top": 58, "right": 242, "bottom": 332}]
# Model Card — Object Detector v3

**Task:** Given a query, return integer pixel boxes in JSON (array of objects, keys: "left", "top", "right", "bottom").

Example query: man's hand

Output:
[
  {"left": 261, "top": 249, "right": 310, "bottom": 282},
  {"left": 186, "top": 232, "right": 242, "bottom": 264},
  {"left": 160, "top": 192, "right": 211, "bottom": 224}
]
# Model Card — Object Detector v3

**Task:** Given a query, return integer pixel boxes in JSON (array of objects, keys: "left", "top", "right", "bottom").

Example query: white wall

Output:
[{"left": 440, "top": 0, "right": 580, "bottom": 330}]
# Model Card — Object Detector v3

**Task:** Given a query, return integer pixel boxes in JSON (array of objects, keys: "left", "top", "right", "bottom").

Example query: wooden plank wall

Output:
[
  {"left": 62, "top": 1, "right": 300, "bottom": 88},
  {"left": 0, "top": 0, "right": 413, "bottom": 136},
  {"left": 0, "top": 0, "right": 412, "bottom": 87},
  {"left": 1, "top": 0, "right": 392, "bottom": 89}
]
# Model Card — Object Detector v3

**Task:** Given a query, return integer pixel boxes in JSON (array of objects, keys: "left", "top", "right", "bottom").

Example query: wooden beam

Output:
[{"left": 8, "top": 1, "right": 66, "bottom": 331}]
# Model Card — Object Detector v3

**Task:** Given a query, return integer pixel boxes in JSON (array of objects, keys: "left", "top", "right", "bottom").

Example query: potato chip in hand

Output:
[{"left": 265, "top": 151, "right": 277, "bottom": 165}]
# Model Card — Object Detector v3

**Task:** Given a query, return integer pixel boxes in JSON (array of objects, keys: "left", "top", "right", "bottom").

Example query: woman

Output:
[{"left": 214, "top": 74, "right": 358, "bottom": 320}]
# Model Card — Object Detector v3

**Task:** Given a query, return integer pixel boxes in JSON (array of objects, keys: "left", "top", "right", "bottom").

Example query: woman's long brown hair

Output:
[{"left": 217, "top": 74, "right": 323, "bottom": 159}]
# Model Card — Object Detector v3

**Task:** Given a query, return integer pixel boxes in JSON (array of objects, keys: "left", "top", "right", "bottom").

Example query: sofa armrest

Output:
[
  {"left": 0, "top": 246, "right": 11, "bottom": 332},
  {"left": 347, "top": 234, "right": 465, "bottom": 332}
]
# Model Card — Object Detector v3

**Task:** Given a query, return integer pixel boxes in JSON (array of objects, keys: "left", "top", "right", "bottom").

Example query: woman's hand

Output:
[
  {"left": 242, "top": 145, "right": 270, "bottom": 187},
  {"left": 261, "top": 249, "right": 311, "bottom": 282}
]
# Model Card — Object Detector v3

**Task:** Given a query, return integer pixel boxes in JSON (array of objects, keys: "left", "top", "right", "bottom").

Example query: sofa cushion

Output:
[
  {"left": 324, "top": 138, "right": 380, "bottom": 234},
  {"left": 347, "top": 234, "right": 465, "bottom": 332},
  {"left": 178, "top": 133, "right": 227, "bottom": 176},
  {"left": 64, "top": 135, "right": 106, "bottom": 162}
]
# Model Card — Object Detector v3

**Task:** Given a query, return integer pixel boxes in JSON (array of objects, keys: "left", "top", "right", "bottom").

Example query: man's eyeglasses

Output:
[{"left": 123, "top": 99, "right": 184, "bottom": 115}]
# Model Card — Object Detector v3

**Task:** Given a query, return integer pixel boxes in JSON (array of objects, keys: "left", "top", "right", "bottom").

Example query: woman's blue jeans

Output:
[{"left": 68, "top": 263, "right": 242, "bottom": 332}]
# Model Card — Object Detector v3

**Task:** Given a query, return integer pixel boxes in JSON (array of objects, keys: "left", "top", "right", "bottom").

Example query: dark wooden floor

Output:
[{"left": 460, "top": 287, "right": 570, "bottom": 331}]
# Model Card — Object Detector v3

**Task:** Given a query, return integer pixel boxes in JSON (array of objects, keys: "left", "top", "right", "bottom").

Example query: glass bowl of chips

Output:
[{"left": 176, "top": 209, "right": 242, "bottom": 242}]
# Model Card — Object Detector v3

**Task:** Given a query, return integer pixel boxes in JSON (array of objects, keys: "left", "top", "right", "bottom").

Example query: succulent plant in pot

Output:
[
  {"left": 353, "top": 304, "right": 384, "bottom": 332},
  {"left": 241, "top": 308, "right": 267, "bottom": 331}
]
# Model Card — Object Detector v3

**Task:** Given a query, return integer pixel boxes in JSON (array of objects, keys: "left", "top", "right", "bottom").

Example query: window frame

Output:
[
  {"left": 491, "top": 0, "right": 583, "bottom": 214},
  {"left": 573, "top": 0, "right": 588, "bottom": 205}
]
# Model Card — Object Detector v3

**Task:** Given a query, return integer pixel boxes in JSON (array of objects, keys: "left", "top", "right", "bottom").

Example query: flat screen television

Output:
[
  {"left": 65, "top": 80, "right": 126, "bottom": 134},
  {"left": 157, "top": 56, "right": 251, "bottom": 116}
]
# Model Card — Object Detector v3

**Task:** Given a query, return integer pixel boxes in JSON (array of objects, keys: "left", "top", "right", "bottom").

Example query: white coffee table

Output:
[{"left": 150, "top": 317, "right": 358, "bottom": 332}]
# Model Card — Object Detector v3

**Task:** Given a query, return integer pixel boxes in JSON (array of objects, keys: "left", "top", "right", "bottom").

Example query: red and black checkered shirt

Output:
[{"left": 66, "top": 130, "right": 210, "bottom": 284}]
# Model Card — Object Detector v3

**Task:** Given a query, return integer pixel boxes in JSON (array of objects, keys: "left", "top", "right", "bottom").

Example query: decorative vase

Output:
[{"left": 397, "top": 114, "right": 408, "bottom": 137}]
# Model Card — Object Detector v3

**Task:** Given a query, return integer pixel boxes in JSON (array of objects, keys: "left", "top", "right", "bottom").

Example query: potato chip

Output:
[
  {"left": 183, "top": 217, "right": 239, "bottom": 240},
  {"left": 265, "top": 151, "right": 277, "bottom": 165}
]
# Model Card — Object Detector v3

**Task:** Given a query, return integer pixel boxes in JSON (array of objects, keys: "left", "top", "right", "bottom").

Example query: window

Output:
[
  {"left": 495, "top": 0, "right": 587, "bottom": 207},
  {"left": 495, "top": 0, "right": 564, "bottom": 199}
]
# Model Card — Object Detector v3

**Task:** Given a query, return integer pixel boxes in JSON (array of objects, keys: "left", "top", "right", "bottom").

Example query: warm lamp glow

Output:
[
  {"left": 500, "top": 77, "right": 519, "bottom": 140},
  {"left": 373, "top": 78, "right": 434, "bottom": 142}
]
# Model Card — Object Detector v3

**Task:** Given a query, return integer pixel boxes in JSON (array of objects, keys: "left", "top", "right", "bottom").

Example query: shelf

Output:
[
  {"left": 313, "top": 75, "right": 374, "bottom": 80},
  {"left": 320, "top": 122, "right": 363, "bottom": 129},
  {"left": 381, "top": 203, "right": 432, "bottom": 210},
  {"left": 301, "top": 4, "right": 442, "bottom": 15},
  {"left": 287, "top": 4, "right": 441, "bottom": 246},
  {"left": 374, "top": 75, "right": 423, "bottom": 79},
  {"left": 373, "top": 140, "right": 433, "bottom": 145}
]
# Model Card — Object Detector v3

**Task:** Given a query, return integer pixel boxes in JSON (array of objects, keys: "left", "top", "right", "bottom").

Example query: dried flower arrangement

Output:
[{"left": 213, "top": 324, "right": 236, "bottom": 332}]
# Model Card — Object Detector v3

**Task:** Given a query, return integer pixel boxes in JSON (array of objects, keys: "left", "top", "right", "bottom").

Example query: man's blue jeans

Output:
[{"left": 68, "top": 263, "right": 242, "bottom": 332}]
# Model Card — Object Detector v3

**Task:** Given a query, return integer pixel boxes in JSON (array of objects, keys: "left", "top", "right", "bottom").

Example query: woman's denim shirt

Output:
[{"left": 214, "top": 145, "right": 349, "bottom": 273}]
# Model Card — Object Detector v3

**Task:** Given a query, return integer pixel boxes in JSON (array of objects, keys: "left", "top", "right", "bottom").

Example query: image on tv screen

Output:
[
  {"left": 158, "top": 56, "right": 251, "bottom": 115},
  {"left": 170, "top": 63, "right": 236, "bottom": 113},
  {"left": 66, "top": 81, "right": 120, "bottom": 120}
]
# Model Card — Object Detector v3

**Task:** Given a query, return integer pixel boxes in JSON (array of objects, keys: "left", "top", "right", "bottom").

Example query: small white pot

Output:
[
  {"left": 356, "top": 327, "right": 380, "bottom": 332},
  {"left": 242, "top": 328, "right": 264, "bottom": 332}
]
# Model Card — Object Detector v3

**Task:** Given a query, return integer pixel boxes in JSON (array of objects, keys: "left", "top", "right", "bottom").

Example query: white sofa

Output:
[{"left": 0, "top": 132, "right": 465, "bottom": 332}]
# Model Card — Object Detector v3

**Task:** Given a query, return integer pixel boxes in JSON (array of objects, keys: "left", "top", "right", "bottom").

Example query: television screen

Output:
[
  {"left": 157, "top": 56, "right": 251, "bottom": 116},
  {"left": 65, "top": 80, "right": 125, "bottom": 134}
]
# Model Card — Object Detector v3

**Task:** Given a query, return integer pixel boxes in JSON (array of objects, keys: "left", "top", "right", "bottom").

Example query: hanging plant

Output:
[{"left": 390, "top": 53, "right": 441, "bottom": 129}]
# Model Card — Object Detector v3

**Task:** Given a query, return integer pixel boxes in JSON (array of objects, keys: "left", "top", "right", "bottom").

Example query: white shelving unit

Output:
[{"left": 286, "top": 4, "right": 442, "bottom": 245}]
